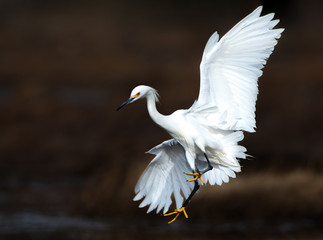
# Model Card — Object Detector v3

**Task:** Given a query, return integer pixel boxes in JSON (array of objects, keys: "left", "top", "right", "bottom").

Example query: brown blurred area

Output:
[{"left": 0, "top": 0, "right": 322, "bottom": 239}]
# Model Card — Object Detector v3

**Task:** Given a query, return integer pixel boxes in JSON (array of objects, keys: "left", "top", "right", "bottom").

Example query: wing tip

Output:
[{"left": 256, "top": 5, "right": 263, "bottom": 12}]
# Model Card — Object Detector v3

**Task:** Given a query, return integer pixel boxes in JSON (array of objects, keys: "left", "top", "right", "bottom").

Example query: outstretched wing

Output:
[
  {"left": 195, "top": 6, "right": 284, "bottom": 132},
  {"left": 133, "top": 139, "right": 194, "bottom": 214},
  {"left": 133, "top": 139, "right": 240, "bottom": 214}
]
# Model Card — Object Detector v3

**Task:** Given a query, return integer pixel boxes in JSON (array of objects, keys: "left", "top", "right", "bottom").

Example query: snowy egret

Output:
[{"left": 117, "top": 6, "right": 283, "bottom": 224}]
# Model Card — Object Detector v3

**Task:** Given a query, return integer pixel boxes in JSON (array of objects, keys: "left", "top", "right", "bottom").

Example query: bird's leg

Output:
[
  {"left": 201, "top": 153, "right": 213, "bottom": 174},
  {"left": 184, "top": 153, "right": 213, "bottom": 184},
  {"left": 165, "top": 153, "right": 212, "bottom": 224},
  {"left": 182, "top": 179, "right": 200, "bottom": 208},
  {"left": 164, "top": 180, "right": 199, "bottom": 224}
]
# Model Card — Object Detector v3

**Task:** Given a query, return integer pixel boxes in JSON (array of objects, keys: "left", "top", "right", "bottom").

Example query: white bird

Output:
[{"left": 117, "top": 6, "right": 283, "bottom": 224}]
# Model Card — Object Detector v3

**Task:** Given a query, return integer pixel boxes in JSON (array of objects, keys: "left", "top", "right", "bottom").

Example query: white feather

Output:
[
  {"left": 134, "top": 140, "right": 194, "bottom": 214},
  {"left": 196, "top": 6, "right": 284, "bottom": 132}
]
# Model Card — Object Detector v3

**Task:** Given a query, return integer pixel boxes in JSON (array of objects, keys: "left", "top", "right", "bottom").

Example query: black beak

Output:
[{"left": 116, "top": 97, "right": 135, "bottom": 111}]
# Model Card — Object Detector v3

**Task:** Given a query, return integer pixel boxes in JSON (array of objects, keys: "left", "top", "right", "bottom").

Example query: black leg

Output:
[
  {"left": 182, "top": 179, "right": 200, "bottom": 208},
  {"left": 164, "top": 177, "right": 199, "bottom": 223},
  {"left": 201, "top": 153, "right": 213, "bottom": 174},
  {"left": 164, "top": 154, "right": 213, "bottom": 223}
]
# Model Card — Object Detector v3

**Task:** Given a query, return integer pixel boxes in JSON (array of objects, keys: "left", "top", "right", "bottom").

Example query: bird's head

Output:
[{"left": 117, "top": 85, "right": 159, "bottom": 111}]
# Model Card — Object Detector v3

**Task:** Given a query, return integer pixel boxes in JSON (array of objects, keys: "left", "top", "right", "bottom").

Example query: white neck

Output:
[{"left": 146, "top": 92, "right": 167, "bottom": 128}]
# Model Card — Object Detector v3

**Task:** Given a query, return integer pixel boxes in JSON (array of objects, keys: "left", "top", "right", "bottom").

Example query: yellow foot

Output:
[
  {"left": 185, "top": 169, "right": 204, "bottom": 185},
  {"left": 164, "top": 207, "right": 188, "bottom": 224}
]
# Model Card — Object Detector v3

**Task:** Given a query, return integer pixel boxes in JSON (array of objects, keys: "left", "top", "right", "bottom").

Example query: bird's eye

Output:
[{"left": 135, "top": 92, "right": 140, "bottom": 97}]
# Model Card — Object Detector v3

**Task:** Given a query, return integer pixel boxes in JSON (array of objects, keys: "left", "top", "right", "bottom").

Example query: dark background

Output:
[{"left": 0, "top": 0, "right": 322, "bottom": 239}]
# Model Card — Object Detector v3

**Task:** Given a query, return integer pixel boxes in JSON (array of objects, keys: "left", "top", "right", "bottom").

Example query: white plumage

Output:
[{"left": 117, "top": 6, "right": 283, "bottom": 218}]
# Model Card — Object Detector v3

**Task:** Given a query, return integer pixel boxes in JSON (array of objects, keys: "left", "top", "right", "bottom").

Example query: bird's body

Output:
[{"left": 117, "top": 6, "right": 284, "bottom": 222}]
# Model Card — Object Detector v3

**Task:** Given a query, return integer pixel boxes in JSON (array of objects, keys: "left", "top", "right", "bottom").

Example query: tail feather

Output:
[{"left": 196, "top": 131, "right": 247, "bottom": 186}]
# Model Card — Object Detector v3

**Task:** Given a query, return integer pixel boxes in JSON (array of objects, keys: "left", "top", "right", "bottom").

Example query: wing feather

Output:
[
  {"left": 195, "top": 6, "right": 284, "bottom": 132},
  {"left": 133, "top": 139, "right": 194, "bottom": 214},
  {"left": 135, "top": 139, "right": 242, "bottom": 213}
]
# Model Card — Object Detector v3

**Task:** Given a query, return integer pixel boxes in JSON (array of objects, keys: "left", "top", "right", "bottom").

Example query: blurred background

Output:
[{"left": 0, "top": 0, "right": 322, "bottom": 239}]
